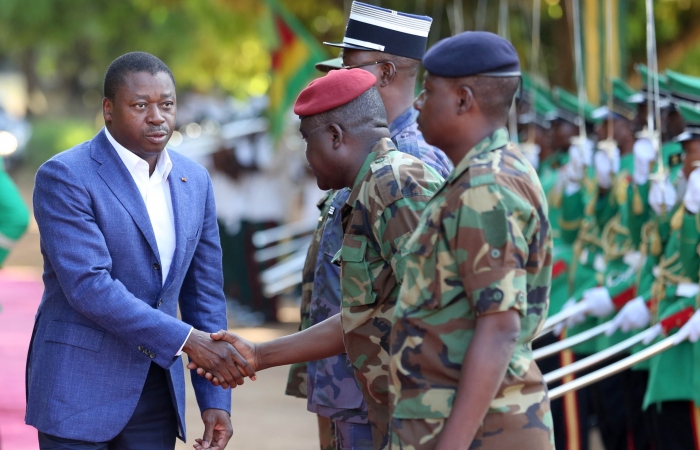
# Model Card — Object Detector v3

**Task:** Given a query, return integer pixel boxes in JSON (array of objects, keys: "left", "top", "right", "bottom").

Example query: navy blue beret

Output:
[{"left": 423, "top": 31, "right": 521, "bottom": 78}]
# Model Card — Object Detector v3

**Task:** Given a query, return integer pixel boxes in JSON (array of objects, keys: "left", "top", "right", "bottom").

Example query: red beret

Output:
[{"left": 294, "top": 68, "right": 376, "bottom": 117}]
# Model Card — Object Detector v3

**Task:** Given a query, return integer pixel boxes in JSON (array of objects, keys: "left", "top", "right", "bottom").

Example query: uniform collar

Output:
[
  {"left": 389, "top": 107, "right": 419, "bottom": 138},
  {"left": 446, "top": 127, "right": 509, "bottom": 184},
  {"left": 104, "top": 127, "right": 172, "bottom": 183}
]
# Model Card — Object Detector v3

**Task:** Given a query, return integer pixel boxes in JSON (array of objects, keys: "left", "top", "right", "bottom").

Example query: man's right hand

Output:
[
  {"left": 187, "top": 331, "right": 260, "bottom": 388},
  {"left": 183, "top": 329, "right": 257, "bottom": 390}
]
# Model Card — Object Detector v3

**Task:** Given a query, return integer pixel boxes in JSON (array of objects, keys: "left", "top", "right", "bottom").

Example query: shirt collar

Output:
[
  {"left": 447, "top": 127, "right": 510, "bottom": 184},
  {"left": 389, "top": 106, "right": 419, "bottom": 138},
  {"left": 351, "top": 137, "right": 396, "bottom": 190},
  {"left": 104, "top": 127, "right": 172, "bottom": 182}
]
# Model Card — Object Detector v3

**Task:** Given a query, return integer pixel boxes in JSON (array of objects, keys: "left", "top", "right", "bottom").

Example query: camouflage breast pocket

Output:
[{"left": 340, "top": 236, "right": 377, "bottom": 308}]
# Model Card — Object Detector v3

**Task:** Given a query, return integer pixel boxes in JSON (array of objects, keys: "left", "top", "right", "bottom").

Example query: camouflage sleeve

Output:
[
  {"left": 374, "top": 196, "right": 433, "bottom": 285},
  {"left": 450, "top": 184, "right": 540, "bottom": 318}
]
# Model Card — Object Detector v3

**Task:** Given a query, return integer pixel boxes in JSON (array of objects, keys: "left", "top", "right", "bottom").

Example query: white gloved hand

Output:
[
  {"left": 554, "top": 298, "right": 585, "bottom": 336},
  {"left": 633, "top": 138, "right": 656, "bottom": 185},
  {"left": 594, "top": 147, "right": 621, "bottom": 189},
  {"left": 563, "top": 162, "right": 583, "bottom": 195},
  {"left": 520, "top": 142, "right": 541, "bottom": 171},
  {"left": 648, "top": 176, "right": 678, "bottom": 215},
  {"left": 673, "top": 310, "right": 700, "bottom": 345},
  {"left": 683, "top": 167, "right": 700, "bottom": 214},
  {"left": 606, "top": 296, "right": 650, "bottom": 335},
  {"left": 642, "top": 323, "right": 663, "bottom": 345},
  {"left": 569, "top": 137, "right": 595, "bottom": 167},
  {"left": 582, "top": 286, "right": 616, "bottom": 318}
]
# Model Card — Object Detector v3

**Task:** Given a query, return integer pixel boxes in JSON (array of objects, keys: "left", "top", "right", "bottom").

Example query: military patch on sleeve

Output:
[{"left": 482, "top": 209, "right": 508, "bottom": 248}]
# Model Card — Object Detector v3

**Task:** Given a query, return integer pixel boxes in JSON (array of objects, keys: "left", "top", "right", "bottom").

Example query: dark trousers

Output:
[
  {"left": 649, "top": 401, "right": 700, "bottom": 450},
  {"left": 38, "top": 363, "right": 178, "bottom": 449}
]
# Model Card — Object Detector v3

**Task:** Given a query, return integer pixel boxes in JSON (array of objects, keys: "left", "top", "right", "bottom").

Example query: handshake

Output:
[{"left": 183, "top": 330, "right": 259, "bottom": 390}]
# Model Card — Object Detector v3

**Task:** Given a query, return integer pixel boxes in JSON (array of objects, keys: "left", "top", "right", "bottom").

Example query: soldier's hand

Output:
[
  {"left": 606, "top": 296, "right": 650, "bottom": 335},
  {"left": 183, "top": 329, "right": 256, "bottom": 390},
  {"left": 673, "top": 310, "right": 700, "bottom": 345},
  {"left": 187, "top": 331, "right": 259, "bottom": 387}
]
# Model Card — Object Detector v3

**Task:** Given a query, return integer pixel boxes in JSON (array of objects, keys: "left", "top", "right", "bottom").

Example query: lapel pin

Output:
[{"left": 181, "top": 177, "right": 187, "bottom": 182}]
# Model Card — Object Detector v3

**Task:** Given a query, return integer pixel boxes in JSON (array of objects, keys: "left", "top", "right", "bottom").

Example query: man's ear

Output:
[
  {"left": 378, "top": 62, "right": 397, "bottom": 88},
  {"left": 103, "top": 97, "right": 113, "bottom": 124},
  {"left": 456, "top": 85, "right": 475, "bottom": 115},
  {"left": 329, "top": 123, "right": 344, "bottom": 149}
]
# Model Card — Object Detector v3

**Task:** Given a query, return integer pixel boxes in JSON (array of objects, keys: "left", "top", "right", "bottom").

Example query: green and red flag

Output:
[{"left": 263, "top": 0, "right": 327, "bottom": 138}]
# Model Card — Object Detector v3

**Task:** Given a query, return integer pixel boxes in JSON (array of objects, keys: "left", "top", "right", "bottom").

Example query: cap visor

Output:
[
  {"left": 315, "top": 57, "right": 343, "bottom": 73},
  {"left": 323, "top": 41, "right": 378, "bottom": 52},
  {"left": 674, "top": 131, "right": 693, "bottom": 142}
]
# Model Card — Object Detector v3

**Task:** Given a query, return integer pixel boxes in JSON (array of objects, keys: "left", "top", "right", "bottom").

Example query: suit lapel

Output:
[
  {"left": 163, "top": 161, "right": 190, "bottom": 292},
  {"left": 92, "top": 130, "right": 161, "bottom": 261}
]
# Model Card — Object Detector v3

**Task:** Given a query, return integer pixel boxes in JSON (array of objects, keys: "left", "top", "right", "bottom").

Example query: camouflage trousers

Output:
[
  {"left": 335, "top": 420, "right": 374, "bottom": 450},
  {"left": 390, "top": 408, "right": 555, "bottom": 450}
]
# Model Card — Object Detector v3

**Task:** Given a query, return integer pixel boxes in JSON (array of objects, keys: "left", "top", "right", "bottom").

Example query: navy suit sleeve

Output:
[
  {"left": 179, "top": 175, "right": 232, "bottom": 414},
  {"left": 33, "top": 158, "right": 191, "bottom": 369}
]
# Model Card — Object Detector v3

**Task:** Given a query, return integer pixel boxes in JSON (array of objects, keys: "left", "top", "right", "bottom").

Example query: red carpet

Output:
[{"left": 0, "top": 268, "right": 42, "bottom": 450}]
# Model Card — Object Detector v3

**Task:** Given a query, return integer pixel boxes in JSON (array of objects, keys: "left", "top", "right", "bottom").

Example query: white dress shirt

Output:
[{"left": 105, "top": 128, "right": 191, "bottom": 355}]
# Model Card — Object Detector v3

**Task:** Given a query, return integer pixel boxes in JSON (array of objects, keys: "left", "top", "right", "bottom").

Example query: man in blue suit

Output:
[{"left": 27, "top": 52, "right": 254, "bottom": 450}]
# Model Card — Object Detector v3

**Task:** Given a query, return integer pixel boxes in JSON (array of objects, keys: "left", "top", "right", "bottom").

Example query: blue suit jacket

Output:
[{"left": 26, "top": 129, "right": 230, "bottom": 441}]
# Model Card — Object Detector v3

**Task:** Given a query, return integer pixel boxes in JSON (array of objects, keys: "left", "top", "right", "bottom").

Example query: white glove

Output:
[
  {"left": 642, "top": 323, "right": 663, "bottom": 345},
  {"left": 673, "top": 310, "right": 700, "bottom": 345},
  {"left": 683, "top": 167, "right": 700, "bottom": 214},
  {"left": 563, "top": 162, "right": 583, "bottom": 195},
  {"left": 606, "top": 296, "right": 650, "bottom": 335},
  {"left": 569, "top": 137, "right": 595, "bottom": 167},
  {"left": 594, "top": 147, "right": 621, "bottom": 189},
  {"left": 582, "top": 286, "right": 616, "bottom": 318},
  {"left": 520, "top": 142, "right": 541, "bottom": 170},
  {"left": 633, "top": 138, "right": 656, "bottom": 185},
  {"left": 648, "top": 176, "right": 678, "bottom": 215},
  {"left": 554, "top": 298, "right": 586, "bottom": 336}
]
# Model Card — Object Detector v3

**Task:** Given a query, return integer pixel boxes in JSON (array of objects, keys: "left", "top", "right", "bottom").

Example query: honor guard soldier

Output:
[
  {"left": 389, "top": 31, "right": 554, "bottom": 449},
  {"left": 643, "top": 83, "right": 700, "bottom": 450},
  {"left": 285, "top": 3, "right": 452, "bottom": 449}
]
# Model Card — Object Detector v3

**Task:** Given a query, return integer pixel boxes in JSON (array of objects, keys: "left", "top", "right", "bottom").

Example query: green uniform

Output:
[
  {"left": 390, "top": 128, "right": 554, "bottom": 450},
  {"left": 0, "top": 160, "right": 29, "bottom": 266},
  {"left": 337, "top": 137, "right": 443, "bottom": 449}
]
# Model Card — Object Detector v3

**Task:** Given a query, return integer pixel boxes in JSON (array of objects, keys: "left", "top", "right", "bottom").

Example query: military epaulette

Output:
[{"left": 370, "top": 152, "right": 406, "bottom": 208}]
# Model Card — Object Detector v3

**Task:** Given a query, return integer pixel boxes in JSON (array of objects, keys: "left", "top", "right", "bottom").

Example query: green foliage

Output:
[{"left": 25, "top": 118, "right": 99, "bottom": 168}]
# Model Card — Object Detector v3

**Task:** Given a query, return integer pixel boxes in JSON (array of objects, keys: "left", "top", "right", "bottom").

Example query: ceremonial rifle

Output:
[{"left": 548, "top": 307, "right": 695, "bottom": 399}]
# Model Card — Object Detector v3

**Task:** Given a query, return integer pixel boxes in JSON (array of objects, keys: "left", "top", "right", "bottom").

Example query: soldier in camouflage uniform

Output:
[
  {"left": 285, "top": 4, "right": 452, "bottom": 448},
  {"left": 195, "top": 69, "right": 443, "bottom": 450},
  {"left": 389, "top": 31, "right": 554, "bottom": 450}
]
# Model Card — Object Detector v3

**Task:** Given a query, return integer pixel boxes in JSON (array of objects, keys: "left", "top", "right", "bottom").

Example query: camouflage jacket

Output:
[
  {"left": 286, "top": 109, "right": 452, "bottom": 416},
  {"left": 389, "top": 128, "right": 554, "bottom": 443},
  {"left": 338, "top": 137, "right": 443, "bottom": 449}
]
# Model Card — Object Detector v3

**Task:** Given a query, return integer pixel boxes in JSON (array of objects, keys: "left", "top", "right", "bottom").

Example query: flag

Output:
[{"left": 264, "top": 0, "right": 327, "bottom": 138}]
